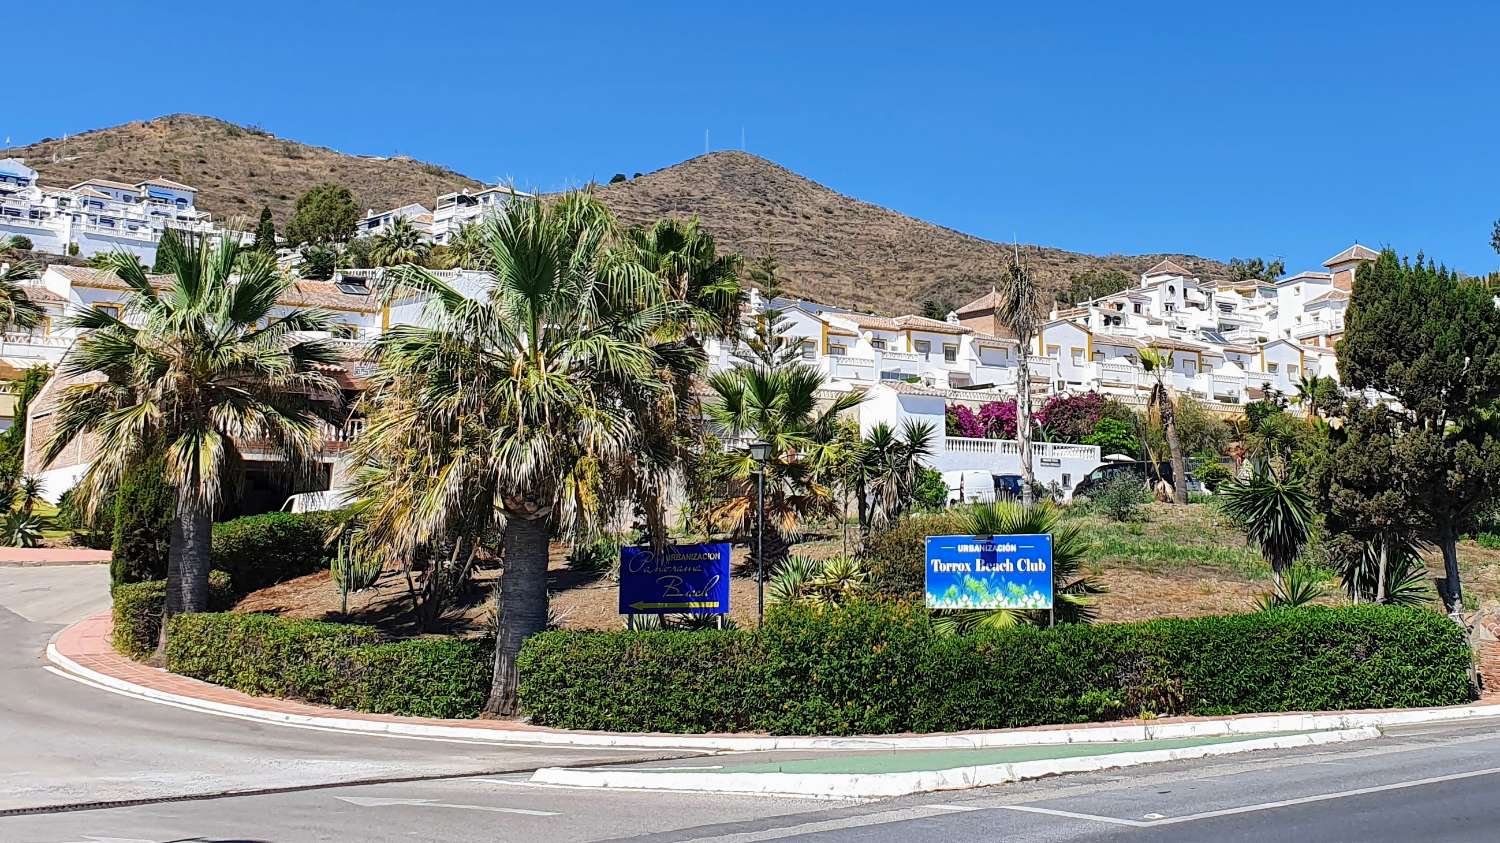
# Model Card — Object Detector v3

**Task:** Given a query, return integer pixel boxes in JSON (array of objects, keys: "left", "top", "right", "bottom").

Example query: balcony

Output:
[
  {"left": 1294, "top": 319, "right": 1344, "bottom": 339},
  {"left": 0, "top": 333, "right": 72, "bottom": 361},
  {"left": 942, "top": 436, "right": 1100, "bottom": 462},
  {"left": 1096, "top": 361, "right": 1140, "bottom": 387}
]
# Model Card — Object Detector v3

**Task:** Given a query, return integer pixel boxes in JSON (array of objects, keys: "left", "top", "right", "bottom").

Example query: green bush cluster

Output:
[
  {"left": 212, "top": 510, "right": 343, "bottom": 594},
  {"left": 110, "top": 455, "right": 174, "bottom": 585},
  {"left": 518, "top": 602, "right": 1474, "bottom": 735},
  {"left": 857, "top": 510, "right": 964, "bottom": 599},
  {"left": 165, "top": 612, "right": 490, "bottom": 719},
  {"left": 110, "top": 572, "right": 233, "bottom": 660}
]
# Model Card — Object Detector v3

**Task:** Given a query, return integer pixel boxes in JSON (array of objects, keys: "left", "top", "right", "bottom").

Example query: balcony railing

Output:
[{"left": 943, "top": 437, "right": 1100, "bottom": 462}]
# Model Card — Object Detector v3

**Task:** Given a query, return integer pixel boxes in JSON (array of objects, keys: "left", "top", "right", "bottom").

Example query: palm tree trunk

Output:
[
  {"left": 158, "top": 500, "right": 212, "bottom": 655},
  {"left": 1156, "top": 384, "right": 1188, "bottom": 505},
  {"left": 485, "top": 514, "right": 551, "bottom": 717},
  {"left": 1018, "top": 339, "right": 1035, "bottom": 509}
]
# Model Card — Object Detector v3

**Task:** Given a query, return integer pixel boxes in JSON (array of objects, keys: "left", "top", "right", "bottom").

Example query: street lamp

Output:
[{"left": 747, "top": 440, "right": 772, "bottom": 621}]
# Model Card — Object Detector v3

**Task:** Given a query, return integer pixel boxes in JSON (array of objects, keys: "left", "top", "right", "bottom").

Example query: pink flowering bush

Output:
[{"left": 944, "top": 391, "right": 1112, "bottom": 441}]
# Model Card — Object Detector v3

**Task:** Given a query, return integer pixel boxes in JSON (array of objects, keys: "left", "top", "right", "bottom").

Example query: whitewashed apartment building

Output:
[
  {"left": 0, "top": 158, "right": 218, "bottom": 263},
  {"left": 357, "top": 184, "right": 534, "bottom": 243}
]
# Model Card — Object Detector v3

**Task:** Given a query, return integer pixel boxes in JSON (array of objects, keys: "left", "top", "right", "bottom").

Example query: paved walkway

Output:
[{"left": 0, "top": 546, "right": 110, "bottom": 566}]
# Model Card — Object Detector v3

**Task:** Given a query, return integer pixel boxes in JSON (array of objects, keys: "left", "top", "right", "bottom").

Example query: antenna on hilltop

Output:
[
  {"left": 704, "top": 129, "right": 710, "bottom": 154},
  {"left": 741, "top": 127, "right": 746, "bottom": 151}
]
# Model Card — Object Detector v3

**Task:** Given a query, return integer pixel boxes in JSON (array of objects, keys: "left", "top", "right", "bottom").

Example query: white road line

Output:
[
  {"left": 474, "top": 777, "right": 852, "bottom": 801},
  {"left": 926, "top": 803, "right": 983, "bottom": 812},
  {"left": 997, "top": 765, "right": 1500, "bottom": 829},
  {"left": 674, "top": 805, "right": 997, "bottom": 842},
  {"left": 999, "top": 804, "right": 1150, "bottom": 827},
  {"left": 335, "top": 796, "right": 559, "bottom": 816}
]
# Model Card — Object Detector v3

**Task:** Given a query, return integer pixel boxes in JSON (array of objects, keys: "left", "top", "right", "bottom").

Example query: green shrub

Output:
[
  {"left": 1093, "top": 473, "right": 1147, "bottom": 522},
  {"left": 859, "top": 510, "right": 965, "bottom": 598},
  {"left": 110, "top": 572, "right": 233, "bottom": 660},
  {"left": 1472, "top": 532, "right": 1500, "bottom": 550},
  {"left": 111, "top": 455, "right": 174, "bottom": 585},
  {"left": 165, "top": 611, "right": 490, "bottom": 718},
  {"left": 212, "top": 510, "right": 341, "bottom": 594},
  {"left": 519, "top": 602, "right": 1474, "bottom": 735},
  {"left": 518, "top": 629, "right": 762, "bottom": 733}
]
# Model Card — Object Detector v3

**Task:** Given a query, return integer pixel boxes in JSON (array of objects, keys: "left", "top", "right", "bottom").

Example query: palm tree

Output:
[
  {"left": 440, "top": 221, "right": 487, "bottom": 270},
  {"left": 859, "top": 420, "right": 936, "bottom": 529},
  {"left": 705, "top": 364, "right": 863, "bottom": 572},
  {"left": 0, "top": 237, "right": 45, "bottom": 332},
  {"left": 932, "top": 500, "right": 1104, "bottom": 633},
  {"left": 43, "top": 235, "right": 343, "bottom": 647},
  {"left": 1294, "top": 373, "right": 1340, "bottom": 421},
  {"left": 996, "top": 253, "right": 1043, "bottom": 507},
  {"left": 370, "top": 217, "right": 431, "bottom": 267},
  {"left": 348, "top": 193, "right": 703, "bottom": 715},
  {"left": 1218, "top": 461, "right": 1314, "bottom": 587},
  {"left": 16, "top": 474, "right": 42, "bottom": 517},
  {"left": 1138, "top": 347, "right": 1188, "bottom": 504},
  {"left": 622, "top": 218, "right": 743, "bottom": 340}
]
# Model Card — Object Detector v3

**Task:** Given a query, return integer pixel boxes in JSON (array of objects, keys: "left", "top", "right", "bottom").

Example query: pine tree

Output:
[{"left": 253, "top": 206, "right": 277, "bottom": 252}]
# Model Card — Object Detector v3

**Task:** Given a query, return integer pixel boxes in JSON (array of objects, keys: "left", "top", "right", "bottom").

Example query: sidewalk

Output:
[
  {"left": 50, "top": 610, "right": 1500, "bottom": 754},
  {"left": 0, "top": 547, "right": 110, "bottom": 566}
]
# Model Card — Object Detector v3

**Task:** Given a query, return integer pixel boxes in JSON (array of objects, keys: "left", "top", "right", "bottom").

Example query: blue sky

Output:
[{"left": 9, "top": 2, "right": 1499, "bottom": 275}]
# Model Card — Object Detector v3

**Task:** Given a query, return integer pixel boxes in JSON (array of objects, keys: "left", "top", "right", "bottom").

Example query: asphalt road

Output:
[{"left": 6, "top": 565, "right": 1500, "bottom": 842}]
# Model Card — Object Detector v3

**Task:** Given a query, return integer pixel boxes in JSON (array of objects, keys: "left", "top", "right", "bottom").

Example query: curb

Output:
[
  {"left": 530, "top": 727, "right": 1383, "bottom": 798},
  {"left": 46, "top": 616, "right": 1500, "bottom": 751}
]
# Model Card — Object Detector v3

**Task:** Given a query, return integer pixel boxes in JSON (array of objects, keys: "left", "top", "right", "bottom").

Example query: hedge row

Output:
[
  {"left": 519, "top": 602, "right": 1476, "bottom": 735},
  {"left": 110, "top": 573, "right": 233, "bottom": 660},
  {"left": 165, "top": 613, "right": 491, "bottom": 719},
  {"left": 212, "top": 511, "right": 344, "bottom": 595}
]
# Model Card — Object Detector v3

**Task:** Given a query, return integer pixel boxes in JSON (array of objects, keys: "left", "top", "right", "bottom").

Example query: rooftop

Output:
[{"left": 1323, "top": 244, "right": 1379, "bottom": 267}]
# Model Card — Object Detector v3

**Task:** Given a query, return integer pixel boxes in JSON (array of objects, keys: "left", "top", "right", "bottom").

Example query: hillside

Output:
[
  {"left": 9, "top": 114, "right": 482, "bottom": 226},
  {"left": 595, "top": 152, "right": 1232, "bottom": 314}
]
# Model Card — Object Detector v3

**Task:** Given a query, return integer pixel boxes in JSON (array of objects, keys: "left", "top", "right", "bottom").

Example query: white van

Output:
[{"left": 943, "top": 470, "right": 995, "bottom": 505}]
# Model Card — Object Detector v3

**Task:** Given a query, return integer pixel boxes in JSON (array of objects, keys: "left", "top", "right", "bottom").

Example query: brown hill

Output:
[
  {"left": 9, "top": 114, "right": 482, "bottom": 226},
  {"left": 595, "top": 152, "right": 1231, "bottom": 314}
]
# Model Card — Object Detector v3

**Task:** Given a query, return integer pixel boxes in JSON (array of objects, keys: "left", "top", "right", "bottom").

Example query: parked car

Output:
[
  {"left": 1072, "top": 461, "right": 1203, "bottom": 499},
  {"left": 943, "top": 470, "right": 1026, "bottom": 505}
]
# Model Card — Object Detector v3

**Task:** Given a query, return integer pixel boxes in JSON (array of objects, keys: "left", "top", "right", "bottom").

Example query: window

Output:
[
  {"left": 1071, "top": 347, "right": 1084, "bottom": 365},
  {"left": 1288, "top": 364, "right": 1299, "bottom": 377},
  {"left": 1046, "top": 345, "right": 1060, "bottom": 358},
  {"left": 913, "top": 339, "right": 931, "bottom": 354},
  {"left": 1164, "top": 303, "right": 1176, "bottom": 312},
  {"left": 800, "top": 341, "right": 816, "bottom": 360},
  {"left": 829, "top": 344, "right": 847, "bottom": 357},
  {"left": 96, "top": 303, "right": 121, "bottom": 320},
  {"left": 870, "top": 338, "right": 886, "bottom": 351},
  {"left": 1092, "top": 351, "right": 1105, "bottom": 363},
  {"left": 943, "top": 344, "right": 957, "bottom": 363},
  {"left": 1133, "top": 303, "right": 1142, "bottom": 314},
  {"left": 1267, "top": 362, "right": 1279, "bottom": 373},
  {"left": 1062, "top": 473, "right": 1071, "bottom": 488}
]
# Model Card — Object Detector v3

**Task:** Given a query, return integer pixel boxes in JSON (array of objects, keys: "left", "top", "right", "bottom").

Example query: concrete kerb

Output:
[
  {"left": 45, "top": 617, "right": 1500, "bottom": 752},
  {"left": 529, "top": 727, "right": 1384, "bottom": 799}
]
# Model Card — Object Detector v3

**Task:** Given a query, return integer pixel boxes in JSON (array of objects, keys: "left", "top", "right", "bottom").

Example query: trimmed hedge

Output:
[
  {"left": 110, "top": 572, "right": 233, "bottom": 660},
  {"left": 519, "top": 602, "right": 1476, "bottom": 735},
  {"left": 212, "top": 511, "right": 342, "bottom": 595},
  {"left": 165, "top": 612, "right": 491, "bottom": 719}
]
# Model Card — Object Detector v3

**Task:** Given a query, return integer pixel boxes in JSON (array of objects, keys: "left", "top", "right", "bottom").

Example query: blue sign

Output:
[
  {"left": 619, "top": 543, "right": 730, "bottom": 614},
  {"left": 925, "top": 534, "right": 1053, "bottom": 610}
]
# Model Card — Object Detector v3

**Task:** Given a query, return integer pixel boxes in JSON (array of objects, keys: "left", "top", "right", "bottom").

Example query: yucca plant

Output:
[
  {"left": 1254, "top": 564, "right": 1330, "bottom": 610},
  {"left": 767, "top": 555, "right": 868, "bottom": 609},
  {"left": 1334, "top": 536, "right": 1432, "bottom": 607},
  {"left": 931, "top": 501, "right": 1104, "bottom": 635},
  {"left": 1218, "top": 461, "right": 1315, "bottom": 588}
]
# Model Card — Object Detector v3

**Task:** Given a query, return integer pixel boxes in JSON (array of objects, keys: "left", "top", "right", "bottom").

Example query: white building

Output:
[
  {"left": 0, "top": 158, "right": 218, "bottom": 263},
  {"left": 360, "top": 184, "right": 534, "bottom": 244}
]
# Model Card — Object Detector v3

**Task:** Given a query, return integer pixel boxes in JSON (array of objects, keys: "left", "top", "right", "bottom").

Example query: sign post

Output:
[
  {"left": 619, "top": 542, "right": 731, "bottom": 616},
  {"left": 924, "top": 533, "right": 1053, "bottom": 610}
]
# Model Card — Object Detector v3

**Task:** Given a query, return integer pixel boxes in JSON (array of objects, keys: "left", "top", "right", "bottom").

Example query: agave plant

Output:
[
  {"left": 1254, "top": 564, "right": 1330, "bottom": 610},
  {"left": 330, "top": 536, "right": 384, "bottom": 614},
  {"left": 931, "top": 501, "right": 1104, "bottom": 635},
  {"left": 1, "top": 511, "right": 43, "bottom": 548}
]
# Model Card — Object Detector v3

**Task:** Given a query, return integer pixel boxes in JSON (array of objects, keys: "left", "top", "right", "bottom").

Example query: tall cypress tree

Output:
[
  {"left": 253, "top": 206, "right": 277, "bottom": 252},
  {"left": 1337, "top": 249, "right": 1500, "bottom": 611}
]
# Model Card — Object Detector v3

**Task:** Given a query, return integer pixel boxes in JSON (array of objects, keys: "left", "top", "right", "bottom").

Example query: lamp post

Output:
[{"left": 747, "top": 440, "right": 772, "bottom": 621}]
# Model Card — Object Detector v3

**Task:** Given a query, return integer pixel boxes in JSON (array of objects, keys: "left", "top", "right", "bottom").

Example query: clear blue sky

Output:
[{"left": 10, "top": 2, "right": 1499, "bottom": 275}]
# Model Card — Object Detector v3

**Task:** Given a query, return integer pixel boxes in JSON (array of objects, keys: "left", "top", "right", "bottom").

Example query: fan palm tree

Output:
[
  {"left": 931, "top": 500, "right": 1104, "bottom": 634},
  {"left": 621, "top": 218, "right": 743, "bottom": 339},
  {"left": 1138, "top": 346, "right": 1187, "bottom": 504},
  {"left": 1293, "top": 373, "right": 1340, "bottom": 421},
  {"left": 348, "top": 193, "right": 703, "bottom": 715},
  {"left": 859, "top": 420, "right": 937, "bottom": 529},
  {"left": 705, "top": 364, "right": 863, "bottom": 571},
  {"left": 43, "top": 235, "right": 343, "bottom": 648},
  {"left": 370, "top": 217, "right": 431, "bottom": 267},
  {"left": 996, "top": 253, "right": 1044, "bottom": 507},
  {"left": 439, "top": 221, "right": 487, "bottom": 270},
  {"left": 1217, "top": 461, "right": 1315, "bottom": 587},
  {"left": 0, "top": 237, "right": 45, "bottom": 331}
]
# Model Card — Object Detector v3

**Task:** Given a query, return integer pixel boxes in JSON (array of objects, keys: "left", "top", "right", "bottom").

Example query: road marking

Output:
[
  {"left": 926, "top": 803, "right": 982, "bottom": 812},
  {"left": 335, "top": 796, "right": 559, "bottom": 816},
  {"left": 630, "top": 765, "right": 726, "bottom": 771},
  {"left": 474, "top": 777, "right": 855, "bottom": 802},
  {"left": 997, "top": 765, "right": 1500, "bottom": 828}
]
